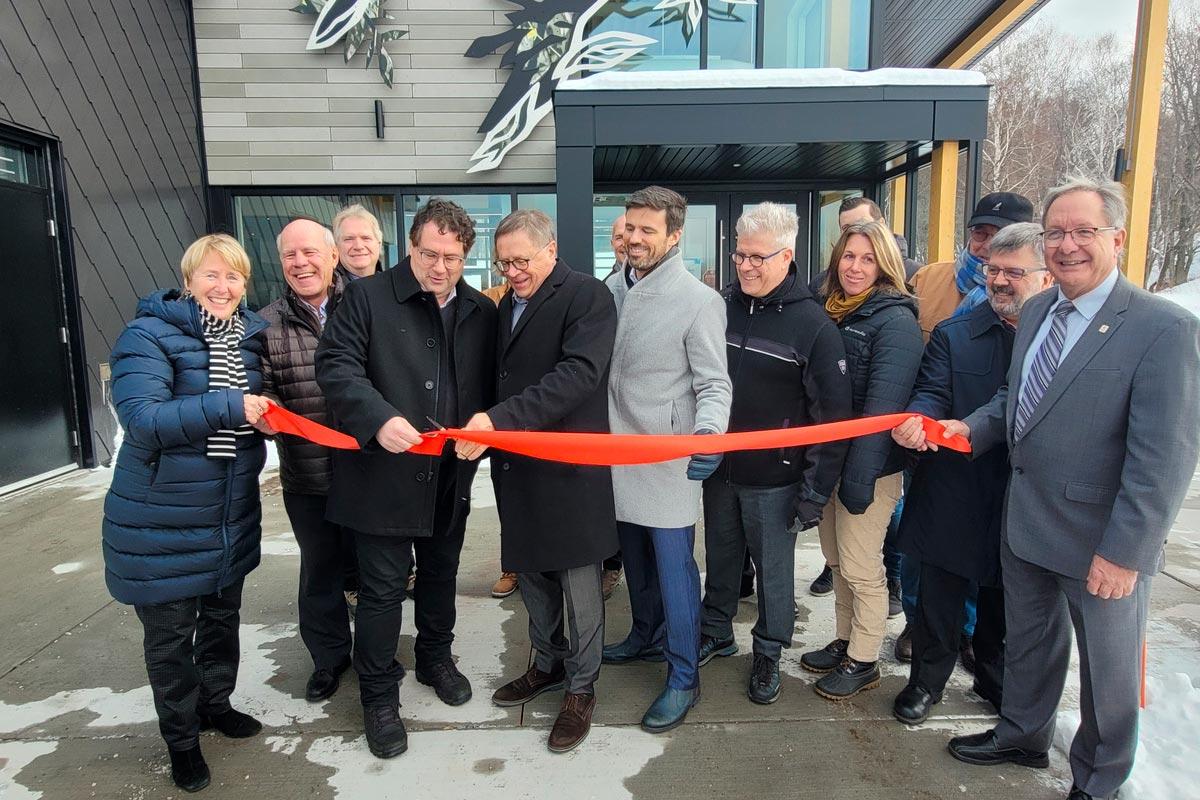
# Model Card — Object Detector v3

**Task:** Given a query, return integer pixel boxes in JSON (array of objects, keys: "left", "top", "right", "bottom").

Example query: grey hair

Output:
[
  {"left": 1042, "top": 176, "right": 1127, "bottom": 229},
  {"left": 626, "top": 185, "right": 688, "bottom": 234},
  {"left": 735, "top": 202, "right": 798, "bottom": 252},
  {"left": 276, "top": 218, "right": 336, "bottom": 254},
  {"left": 988, "top": 221, "right": 1045, "bottom": 263},
  {"left": 495, "top": 208, "right": 556, "bottom": 248},
  {"left": 332, "top": 203, "right": 384, "bottom": 243}
]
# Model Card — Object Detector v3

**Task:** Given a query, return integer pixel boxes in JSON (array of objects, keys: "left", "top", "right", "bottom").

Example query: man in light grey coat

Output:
[
  {"left": 601, "top": 185, "right": 732, "bottom": 734},
  {"left": 898, "top": 177, "right": 1200, "bottom": 800}
]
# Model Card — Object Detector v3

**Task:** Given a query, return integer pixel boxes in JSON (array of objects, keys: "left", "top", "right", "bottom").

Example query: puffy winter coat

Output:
[
  {"left": 831, "top": 289, "right": 923, "bottom": 513},
  {"left": 102, "top": 290, "right": 268, "bottom": 605},
  {"left": 258, "top": 277, "right": 344, "bottom": 495}
]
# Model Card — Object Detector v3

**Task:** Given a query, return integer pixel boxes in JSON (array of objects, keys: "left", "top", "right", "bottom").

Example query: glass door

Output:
[{"left": 723, "top": 191, "right": 813, "bottom": 288}]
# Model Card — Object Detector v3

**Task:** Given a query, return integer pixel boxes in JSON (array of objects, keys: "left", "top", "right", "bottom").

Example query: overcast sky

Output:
[{"left": 1033, "top": 0, "right": 1194, "bottom": 44}]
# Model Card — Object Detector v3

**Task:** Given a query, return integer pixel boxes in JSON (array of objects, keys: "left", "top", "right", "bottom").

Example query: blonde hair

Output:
[
  {"left": 333, "top": 203, "right": 384, "bottom": 244},
  {"left": 823, "top": 220, "right": 911, "bottom": 297},
  {"left": 180, "top": 234, "right": 252, "bottom": 284}
]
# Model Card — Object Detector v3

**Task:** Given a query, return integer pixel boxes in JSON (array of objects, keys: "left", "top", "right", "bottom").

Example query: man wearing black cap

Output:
[{"left": 910, "top": 192, "right": 1035, "bottom": 341}]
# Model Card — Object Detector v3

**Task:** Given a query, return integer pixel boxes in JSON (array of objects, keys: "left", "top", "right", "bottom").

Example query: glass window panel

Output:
[
  {"left": 343, "top": 194, "right": 400, "bottom": 270},
  {"left": 235, "top": 194, "right": 341, "bottom": 310},
  {"left": 680, "top": 204, "right": 717, "bottom": 283},
  {"left": 707, "top": 1, "right": 755, "bottom": 70},
  {"left": 517, "top": 193, "right": 557, "bottom": 224},
  {"left": 913, "top": 163, "right": 932, "bottom": 265},
  {"left": 403, "top": 194, "right": 512, "bottom": 292},
  {"left": 817, "top": 189, "right": 862, "bottom": 270},
  {"left": 0, "top": 141, "right": 44, "bottom": 187},
  {"left": 593, "top": 195, "right": 629, "bottom": 280},
  {"left": 954, "top": 147, "right": 968, "bottom": 247},
  {"left": 587, "top": 0, "right": 700, "bottom": 71},
  {"left": 763, "top": 0, "right": 871, "bottom": 69}
]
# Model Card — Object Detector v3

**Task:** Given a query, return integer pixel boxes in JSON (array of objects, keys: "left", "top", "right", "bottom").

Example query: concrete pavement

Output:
[{"left": 1, "top": 463, "right": 1197, "bottom": 799}]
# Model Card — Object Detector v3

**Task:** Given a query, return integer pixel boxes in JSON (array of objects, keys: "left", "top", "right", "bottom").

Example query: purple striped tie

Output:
[{"left": 1014, "top": 299, "right": 1075, "bottom": 439}]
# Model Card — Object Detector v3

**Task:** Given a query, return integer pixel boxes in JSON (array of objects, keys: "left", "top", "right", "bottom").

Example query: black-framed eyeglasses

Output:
[
  {"left": 730, "top": 247, "right": 786, "bottom": 268},
  {"left": 981, "top": 264, "right": 1048, "bottom": 281},
  {"left": 968, "top": 226, "right": 997, "bottom": 244},
  {"left": 492, "top": 241, "right": 551, "bottom": 274},
  {"left": 415, "top": 248, "right": 465, "bottom": 269},
  {"left": 1040, "top": 226, "right": 1118, "bottom": 246}
]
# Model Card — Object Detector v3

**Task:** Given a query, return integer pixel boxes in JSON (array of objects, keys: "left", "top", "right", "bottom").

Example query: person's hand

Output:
[
  {"left": 243, "top": 394, "right": 269, "bottom": 425},
  {"left": 924, "top": 419, "right": 970, "bottom": 452},
  {"left": 686, "top": 429, "right": 723, "bottom": 481},
  {"left": 375, "top": 416, "right": 424, "bottom": 454},
  {"left": 1086, "top": 554, "right": 1138, "bottom": 600},
  {"left": 790, "top": 498, "right": 823, "bottom": 532},
  {"left": 456, "top": 412, "right": 494, "bottom": 461},
  {"left": 891, "top": 415, "right": 927, "bottom": 450},
  {"left": 252, "top": 417, "right": 276, "bottom": 436}
]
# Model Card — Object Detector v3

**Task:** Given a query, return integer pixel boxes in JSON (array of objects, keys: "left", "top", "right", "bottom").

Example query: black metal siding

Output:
[{"left": 0, "top": 0, "right": 207, "bottom": 464}]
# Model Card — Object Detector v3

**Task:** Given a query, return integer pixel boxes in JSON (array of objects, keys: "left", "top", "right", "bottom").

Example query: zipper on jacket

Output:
[
  {"left": 725, "top": 299, "right": 757, "bottom": 484},
  {"left": 216, "top": 458, "right": 235, "bottom": 597}
]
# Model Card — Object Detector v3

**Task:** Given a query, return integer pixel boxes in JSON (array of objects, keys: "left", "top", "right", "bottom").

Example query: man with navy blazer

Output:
[
  {"left": 900, "top": 177, "right": 1200, "bottom": 800},
  {"left": 889, "top": 222, "right": 1053, "bottom": 726}
]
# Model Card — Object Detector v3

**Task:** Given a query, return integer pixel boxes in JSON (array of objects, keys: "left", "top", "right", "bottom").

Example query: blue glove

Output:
[{"left": 686, "top": 429, "right": 723, "bottom": 481}]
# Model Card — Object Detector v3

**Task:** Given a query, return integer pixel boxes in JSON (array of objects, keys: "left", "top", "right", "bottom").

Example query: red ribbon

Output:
[{"left": 263, "top": 403, "right": 969, "bottom": 464}]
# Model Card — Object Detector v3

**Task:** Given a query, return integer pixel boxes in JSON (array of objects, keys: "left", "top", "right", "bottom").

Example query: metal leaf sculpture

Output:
[
  {"left": 466, "top": 0, "right": 653, "bottom": 173},
  {"left": 292, "top": 0, "right": 408, "bottom": 87}
]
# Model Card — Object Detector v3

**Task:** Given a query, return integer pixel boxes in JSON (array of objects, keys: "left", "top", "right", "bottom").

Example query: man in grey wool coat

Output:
[{"left": 601, "top": 185, "right": 732, "bottom": 733}]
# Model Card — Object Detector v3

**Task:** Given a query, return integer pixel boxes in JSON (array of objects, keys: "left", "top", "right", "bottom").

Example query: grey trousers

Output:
[
  {"left": 518, "top": 563, "right": 605, "bottom": 694},
  {"left": 995, "top": 540, "right": 1151, "bottom": 799},
  {"left": 701, "top": 480, "right": 799, "bottom": 661}
]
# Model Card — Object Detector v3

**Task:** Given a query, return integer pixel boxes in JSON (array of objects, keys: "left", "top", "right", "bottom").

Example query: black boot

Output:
[
  {"left": 894, "top": 622, "right": 914, "bottom": 663},
  {"left": 747, "top": 654, "right": 781, "bottom": 705},
  {"left": 416, "top": 659, "right": 473, "bottom": 706},
  {"left": 198, "top": 708, "right": 262, "bottom": 738},
  {"left": 809, "top": 565, "right": 834, "bottom": 597},
  {"left": 887, "top": 578, "right": 903, "bottom": 619},
  {"left": 892, "top": 684, "right": 942, "bottom": 725},
  {"left": 959, "top": 634, "right": 976, "bottom": 674},
  {"left": 799, "top": 638, "right": 848, "bottom": 674},
  {"left": 814, "top": 658, "right": 881, "bottom": 701},
  {"left": 363, "top": 705, "right": 408, "bottom": 759},
  {"left": 168, "top": 745, "right": 211, "bottom": 793}
]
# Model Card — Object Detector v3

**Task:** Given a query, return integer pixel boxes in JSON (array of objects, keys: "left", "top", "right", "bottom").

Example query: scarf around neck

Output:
[
  {"left": 196, "top": 302, "right": 252, "bottom": 459},
  {"left": 953, "top": 246, "right": 988, "bottom": 318},
  {"left": 825, "top": 286, "right": 875, "bottom": 324}
]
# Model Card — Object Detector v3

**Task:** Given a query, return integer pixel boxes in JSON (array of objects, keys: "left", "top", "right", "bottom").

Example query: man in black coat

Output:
[
  {"left": 889, "top": 222, "right": 1053, "bottom": 725},
  {"left": 699, "top": 202, "right": 852, "bottom": 704},
  {"left": 315, "top": 199, "right": 497, "bottom": 760},
  {"left": 456, "top": 210, "right": 618, "bottom": 753}
]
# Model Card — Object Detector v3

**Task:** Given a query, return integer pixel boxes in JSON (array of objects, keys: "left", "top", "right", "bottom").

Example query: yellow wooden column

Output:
[
  {"left": 1119, "top": 0, "right": 1169, "bottom": 287},
  {"left": 928, "top": 142, "right": 959, "bottom": 264},
  {"left": 889, "top": 175, "right": 907, "bottom": 236},
  {"left": 938, "top": 0, "right": 1043, "bottom": 69}
]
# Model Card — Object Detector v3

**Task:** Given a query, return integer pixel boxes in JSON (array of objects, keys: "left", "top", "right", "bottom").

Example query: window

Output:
[
  {"left": 708, "top": 1, "right": 756, "bottom": 70},
  {"left": 912, "top": 162, "right": 932, "bottom": 265},
  {"left": 0, "top": 141, "right": 44, "bottom": 187},
  {"left": 517, "top": 193, "right": 557, "bottom": 223},
  {"left": 403, "top": 194, "right": 512, "bottom": 291},
  {"left": 587, "top": 0, "right": 699, "bottom": 72},
  {"left": 235, "top": 195, "right": 341, "bottom": 310},
  {"left": 762, "top": 0, "right": 871, "bottom": 69},
  {"left": 817, "top": 189, "right": 862, "bottom": 270},
  {"left": 593, "top": 195, "right": 629, "bottom": 280},
  {"left": 344, "top": 194, "right": 401, "bottom": 272}
]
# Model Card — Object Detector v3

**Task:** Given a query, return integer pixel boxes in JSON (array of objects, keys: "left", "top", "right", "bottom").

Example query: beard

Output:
[{"left": 988, "top": 287, "right": 1024, "bottom": 319}]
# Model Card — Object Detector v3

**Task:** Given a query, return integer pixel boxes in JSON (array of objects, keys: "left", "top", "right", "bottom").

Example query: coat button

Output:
[
  {"left": 426, "top": 338, "right": 436, "bottom": 348},
  {"left": 424, "top": 380, "right": 434, "bottom": 390},
  {"left": 1014, "top": 466, "right": 1025, "bottom": 475},
  {"left": 501, "top": 462, "right": 510, "bottom": 471},
  {"left": 415, "top": 472, "right": 426, "bottom": 482},
  {"left": 499, "top": 369, "right": 509, "bottom": 380}
]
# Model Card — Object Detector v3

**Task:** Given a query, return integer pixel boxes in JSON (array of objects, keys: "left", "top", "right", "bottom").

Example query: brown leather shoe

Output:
[
  {"left": 491, "top": 663, "right": 566, "bottom": 707},
  {"left": 548, "top": 692, "right": 596, "bottom": 753},
  {"left": 491, "top": 572, "right": 518, "bottom": 598},
  {"left": 601, "top": 568, "right": 622, "bottom": 600}
]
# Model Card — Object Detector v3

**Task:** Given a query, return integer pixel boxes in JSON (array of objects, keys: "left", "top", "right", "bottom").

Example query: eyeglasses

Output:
[
  {"left": 730, "top": 247, "right": 786, "bottom": 268},
  {"left": 492, "top": 242, "right": 551, "bottom": 274},
  {"left": 415, "top": 248, "right": 465, "bottom": 269},
  {"left": 1040, "top": 226, "right": 1118, "bottom": 246},
  {"left": 968, "top": 226, "right": 997, "bottom": 244},
  {"left": 982, "top": 264, "right": 1048, "bottom": 281}
]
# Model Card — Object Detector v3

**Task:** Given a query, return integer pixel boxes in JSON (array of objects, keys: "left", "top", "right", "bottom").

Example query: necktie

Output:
[{"left": 1014, "top": 299, "right": 1074, "bottom": 439}]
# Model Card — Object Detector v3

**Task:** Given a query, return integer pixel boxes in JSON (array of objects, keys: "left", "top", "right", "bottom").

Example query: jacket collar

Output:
[
  {"left": 501, "top": 259, "right": 569, "bottom": 354},
  {"left": 624, "top": 246, "right": 685, "bottom": 293},
  {"left": 389, "top": 256, "right": 484, "bottom": 320},
  {"left": 966, "top": 301, "right": 1007, "bottom": 339}
]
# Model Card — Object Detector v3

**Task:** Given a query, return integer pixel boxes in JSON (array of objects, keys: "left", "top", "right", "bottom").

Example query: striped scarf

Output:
[{"left": 198, "top": 304, "right": 253, "bottom": 459}]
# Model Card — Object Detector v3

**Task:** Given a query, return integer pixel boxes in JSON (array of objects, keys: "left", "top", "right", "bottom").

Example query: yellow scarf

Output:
[{"left": 825, "top": 287, "right": 875, "bottom": 323}]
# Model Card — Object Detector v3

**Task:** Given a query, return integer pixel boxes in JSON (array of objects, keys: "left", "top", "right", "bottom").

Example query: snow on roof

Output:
[{"left": 560, "top": 67, "right": 987, "bottom": 92}]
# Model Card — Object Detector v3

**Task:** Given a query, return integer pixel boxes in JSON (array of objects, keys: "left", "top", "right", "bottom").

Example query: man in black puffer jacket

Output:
[
  {"left": 699, "top": 203, "right": 853, "bottom": 704},
  {"left": 260, "top": 217, "right": 357, "bottom": 705}
]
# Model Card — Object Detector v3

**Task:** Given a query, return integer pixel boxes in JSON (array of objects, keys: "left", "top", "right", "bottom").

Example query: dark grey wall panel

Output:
[{"left": 0, "top": 0, "right": 207, "bottom": 464}]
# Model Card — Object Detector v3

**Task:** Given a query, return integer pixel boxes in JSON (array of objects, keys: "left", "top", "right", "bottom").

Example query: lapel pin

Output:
[{"left": 1098, "top": 324, "right": 1110, "bottom": 334}]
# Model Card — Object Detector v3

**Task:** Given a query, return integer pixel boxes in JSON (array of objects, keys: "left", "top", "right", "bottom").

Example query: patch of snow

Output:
[
  {"left": 50, "top": 562, "right": 84, "bottom": 575},
  {"left": 562, "top": 67, "right": 987, "bottom": 91},
  {"left": 266, "top": 735, "right": 302, "bottom": 756},
  {"left": 0, "top": 685, "right": 157, "bottom": 734},
  {"left": 1159, "top": 279, "right": 1200, "bottom": 319},
  {"left": 0, "top": 741, "right": 58, "bottom": 800},
  {"left": 235, "top": 624, "right": 330, "bottom": 727},
  {"left": 261, "top": 531, "right": 301, "bottom": 557}
]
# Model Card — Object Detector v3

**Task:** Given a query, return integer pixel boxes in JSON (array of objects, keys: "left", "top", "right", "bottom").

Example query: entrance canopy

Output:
[{"left": 553, "top": 68, "right": 989, "bottom": 271}]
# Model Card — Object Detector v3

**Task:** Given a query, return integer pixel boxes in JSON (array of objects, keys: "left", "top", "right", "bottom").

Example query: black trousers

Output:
[
  {"left": 352, "top": 464, "right": 467, "bottom": 708},
  {"left": 908, "top": 561, "right": 1005, "bottom": 706},
  {"left": 283, "top": 491, "right": 354, "bottom": 671},
  {"left": 135, "top": 578, "right": 244, "bottom": 750},
  {"left": 603, "top": 549, "right": 622, "bottom": 571}
]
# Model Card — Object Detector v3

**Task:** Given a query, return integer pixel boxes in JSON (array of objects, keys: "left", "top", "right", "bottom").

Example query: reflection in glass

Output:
[
  {"left": 763, "top": 0, "right": 870, "bottom": 69},
  {"left": 818, "top": 189, "right": 863, "bottom": 270},
  {"left": 517, "top": 193, "right": 558, "bottom": 224},
  {"left": 403, "top": 194, "right": 513, "bottom": 291},
  {"left": 235, "top": 195, "right": 341, "bottom": 310},
  {"left": 592, "top": 195, "right": 629, "bottom": 281},
  {"left": 913, "top": 163, "right": 932, "bottom": 265},
  {"left": 344, "top": 194, "right": 400, "bottom": 271},
  {"left": 587, "top": 0, "right": 700, "bottom": 71},
  {"left": 680, "top": 204, "right": 717, "bottom": 283},
  {"left": 0, "top": 142, "right": 38, "bottom": 186},
  {"left": 708, "top": 1, "right": 755, "bottom": 70}
]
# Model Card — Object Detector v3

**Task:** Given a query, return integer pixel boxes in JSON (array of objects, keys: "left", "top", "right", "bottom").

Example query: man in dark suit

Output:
[
  {"left": 901, "top": 177, "right": 1200, "bottom": 800},
  {"left": 889, "top": 222, "right": 1053, "bottom": 725},
  {"left": 315, "top": 199, "right": 497, "bottom": 760},
  {"left": 456, "top": 209, "right": 618, "bottom": 753}
]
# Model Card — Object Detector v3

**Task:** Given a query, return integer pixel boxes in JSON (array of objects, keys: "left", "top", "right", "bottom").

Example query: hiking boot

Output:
[
  {"left": 809, "top": 565, "right": 834, "bottom": 596},
  {"left": 800, "top": 638, "right": 849, "bottom": 674},
  {"left": 747, "top": 654, "right": 781, "bottom": 705},
  {"left": 814, "top": 658, "right": 881, "bottom": 701},
  {"left": 363, "top": 704, "right": 408, "bottom": 759},
  {"left": 698, "top": 634, "right": 737, "bottom": 667}
]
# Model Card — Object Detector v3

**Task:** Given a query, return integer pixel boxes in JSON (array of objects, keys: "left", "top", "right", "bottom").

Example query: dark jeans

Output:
[
  {"left": 701, "top": 480, "right": 798, "bottom": 661},
  {"left": 908, "top": 561, "right": 1004, "bottom": 704},
  {"left": 135, "top": 578, "right": 244, "bottom": 750},
  {"left": 617, "top": 521, "right": 701, "bottom": 690},
  {"left": 283, "top": 492, "right": 354, "bottom": 672},
  {"left": 352, "top": 465, "right": 467, "bottom": 708}
]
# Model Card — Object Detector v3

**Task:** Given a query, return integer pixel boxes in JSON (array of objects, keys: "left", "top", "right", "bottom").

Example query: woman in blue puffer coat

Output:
[{"left": 102, "top": 233, "right": 273, "bottom": 794}]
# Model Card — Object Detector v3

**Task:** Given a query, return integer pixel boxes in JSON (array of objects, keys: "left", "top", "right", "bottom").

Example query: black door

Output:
[{"left": 0, "top": 176, "right": 76, "bottom": 486}]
